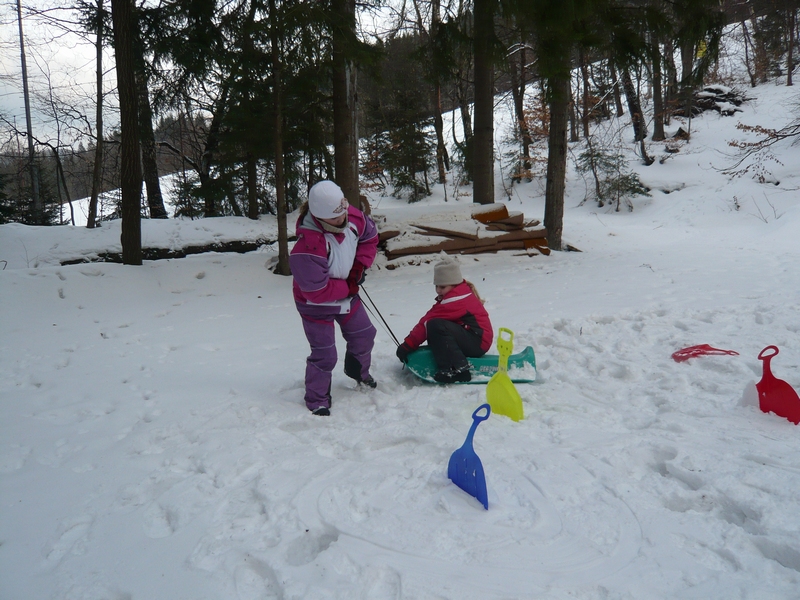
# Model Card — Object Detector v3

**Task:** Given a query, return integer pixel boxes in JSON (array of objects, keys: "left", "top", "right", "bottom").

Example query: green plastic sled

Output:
[{"left": 404, "top": 345, "right": 537, "bottom": 384}]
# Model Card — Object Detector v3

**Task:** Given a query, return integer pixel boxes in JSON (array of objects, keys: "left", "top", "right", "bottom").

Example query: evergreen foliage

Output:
[
  {"left": 361, "top": 35, "right": 435, "bottom": 202},
  {"left": 576, "top": 138, "right": 650, "bottom": 212}
]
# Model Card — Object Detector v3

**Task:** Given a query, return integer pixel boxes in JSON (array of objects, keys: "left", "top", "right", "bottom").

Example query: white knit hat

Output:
[
  {"left": 433, "top": 258, "right": 463, "bottom": 286},
  {"left": 308, "top": 180, "right": 349, "bottom": 219}
]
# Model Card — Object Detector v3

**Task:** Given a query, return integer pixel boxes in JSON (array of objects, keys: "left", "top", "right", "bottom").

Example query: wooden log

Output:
[
  {"left": 471, "top": 203, "right": 509, "bottom": 223},
  {"left": 491, "top": 211, "right": 524, "bottom": 227},
  {"left": 488, "top": 227, "right": 547, "bottom": 242},
  {"left": 485, "top": 222, "right": 523, "bottom": 232},
  {"left": 411, "top": 223, "right": 480, "bottom": 240},
  {"left": 379, "top": 229, "right": 401, "bottom": 244},
  {"left": 385, "top": 235, "right": 498, "bottom": 259},
  {"left": 524, "top": 238, "right": 551, "bottom": 255}
]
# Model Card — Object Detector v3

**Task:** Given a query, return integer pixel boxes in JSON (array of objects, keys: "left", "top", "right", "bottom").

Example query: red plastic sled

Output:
[{"left": 757, "top": 346, "right": 800, "bottom": 425}]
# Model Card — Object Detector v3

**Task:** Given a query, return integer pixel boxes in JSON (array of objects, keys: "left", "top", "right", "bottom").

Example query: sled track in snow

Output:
[{"left": 293, "top": 454, "right": 643, "bottom": 595}]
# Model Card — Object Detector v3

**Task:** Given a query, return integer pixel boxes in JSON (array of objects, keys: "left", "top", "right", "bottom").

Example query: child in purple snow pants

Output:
[
  {"left": 299, "top": 298, "right": 376, "bottom": 412},
  {"left": 289, "top": 180, "right": 380, "bottom": 416}
]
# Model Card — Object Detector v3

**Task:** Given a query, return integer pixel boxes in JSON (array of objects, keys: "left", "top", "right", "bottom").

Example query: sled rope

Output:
[{"left": 359, "top": 285, "right": 400, "bottom": 347}]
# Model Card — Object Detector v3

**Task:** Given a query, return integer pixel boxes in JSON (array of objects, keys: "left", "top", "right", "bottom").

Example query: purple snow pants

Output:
[{"left": 298, "top": 296, "right": 376, "bottom": 411}]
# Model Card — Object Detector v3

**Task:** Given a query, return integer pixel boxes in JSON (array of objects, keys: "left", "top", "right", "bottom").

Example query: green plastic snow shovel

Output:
[{"left": 486, "top": 328, "right": 524, "bottom": 422}]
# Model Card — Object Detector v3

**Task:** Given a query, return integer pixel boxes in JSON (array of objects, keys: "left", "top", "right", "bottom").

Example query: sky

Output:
[
  {"left": 0, "top": 1, "right": 395, "bottom": 147},
  {"left": 0, "top": 2, "right": 107, "bottom": 145},
  {"left": 1, "top": 63, "right": 799, "bottom": 599}
]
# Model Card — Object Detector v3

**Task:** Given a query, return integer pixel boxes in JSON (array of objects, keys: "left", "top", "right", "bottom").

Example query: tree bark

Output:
[
  {"left": 111, "top": 0, "right": 142, "bottom": 264},
  {"left": 609, "top": 60, "right": 624, "bottom": 117},
  {"left": 651, "top": 41, "right": 666, "bottom": 141},
  {"left": 620, "top": 66, "right": 654, "bottom": 164},
  {"left": 544, "top": 75, "right": 569, "bottom": 251},
  {"left": 271, "top": 0, "right": 291, "bottom": 276},
  {"left": 135, "top": 65, "right": 168, "bottom": 219},
  {"left": 580, "top": 47, "right": 590, "bottom": 138},
  {"left": 17, "top": 0, "right": 41, "bottom": 223},
  {"left": 472, "top": 0, "right": 494, "bottom": 205},
  {"left": 788, "top": 9, "right": 795, "bottom": 86},
  {"left": 87, "top": 0, "right": 103, "bottom": 229},
  {"left": 332, "top": 0, "right": 360, "bottom": 208},
  {"left": 247, "top": 153, "right": 258, "bottom": 220},
  {"left": 663, "top": 40, "right": 678, "bottom": 123},
  {"left": 620, "top": 66, "right": 647, "bottom": 142},
  {"left": 679, "top": 40, "right": 695, "bottom": 117},
  {"left": 509, "top": 45, "right": 532, "bottom": 178}
]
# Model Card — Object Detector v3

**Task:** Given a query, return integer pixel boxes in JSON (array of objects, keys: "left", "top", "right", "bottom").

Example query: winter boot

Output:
[{"left": 344, "top": 351, "right": 376, "bottom": 388}]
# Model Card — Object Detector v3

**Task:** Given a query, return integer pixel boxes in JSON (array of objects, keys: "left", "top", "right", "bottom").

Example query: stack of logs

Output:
[{"left": 379, "top": 203, "right": 549, "bottom": 260}]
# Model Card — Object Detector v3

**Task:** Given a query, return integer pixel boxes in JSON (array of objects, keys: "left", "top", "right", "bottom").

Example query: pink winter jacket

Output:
[{"left": 289, "top": 204, "right": 378, "bottom": 315}]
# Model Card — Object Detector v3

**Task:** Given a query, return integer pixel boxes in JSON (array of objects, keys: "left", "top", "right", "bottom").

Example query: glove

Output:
[
  {"left": 346, "top": 262, "right": 366, "bottom": 296},
  {"left": 348, "top": 262, "right": 366, "bottom": 286},
  {"left": 347, "top": 276, "right": 360, "bottom": 296},
  {"left": 396, "top": 342, "right": 412, "bottom": 363}
]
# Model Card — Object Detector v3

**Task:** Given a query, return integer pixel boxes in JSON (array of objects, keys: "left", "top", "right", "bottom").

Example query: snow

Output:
[{"left": 2, "top": 81, "right": 800, "bottom": 599}]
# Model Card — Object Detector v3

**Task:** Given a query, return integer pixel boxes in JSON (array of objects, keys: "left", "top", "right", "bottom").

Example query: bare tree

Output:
[
  {"left": 87, "top": 0, "right": 104, "bottom": 229},
  {"left": 111, "top": 0, "right": 142, "bottom": 264},
  {"left": 16, "top": 0, "right": 42, "bottom": 223},
  {"left": 472, "top": 0, "right": 494, "bottom": 204},
  {"left": 270, "top": 0, "right": 290, "bottom": 276},
  {"left": 332, "top": 0, "right": 360, "bottom": 207}
]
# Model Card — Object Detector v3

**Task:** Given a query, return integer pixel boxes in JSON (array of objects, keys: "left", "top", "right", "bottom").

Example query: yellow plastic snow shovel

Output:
[{"left": 486, "top": 328, "right": 524, "bottom": 422}]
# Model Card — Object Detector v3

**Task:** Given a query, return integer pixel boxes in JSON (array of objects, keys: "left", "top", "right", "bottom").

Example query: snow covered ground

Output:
[{"left": 2, "top": 80, "right": 799, "bottom": 599}]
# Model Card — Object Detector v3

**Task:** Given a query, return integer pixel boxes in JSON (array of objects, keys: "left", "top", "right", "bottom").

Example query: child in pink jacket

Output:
[
  {"left": 289, "top": 181, "right": 379, "bottom": 415},
  {"left": 396, "top": 258, "right": 493, "bottom": 383}
]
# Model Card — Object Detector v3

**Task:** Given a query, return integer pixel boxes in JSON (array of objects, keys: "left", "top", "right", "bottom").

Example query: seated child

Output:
[{"left": 395, "top": 257, "right": 493, "bottom": 383}]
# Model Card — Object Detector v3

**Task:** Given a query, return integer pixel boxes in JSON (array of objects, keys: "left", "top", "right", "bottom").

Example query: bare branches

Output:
[{"left": 722, "top": 120, "right": 800, "bottom": 179}]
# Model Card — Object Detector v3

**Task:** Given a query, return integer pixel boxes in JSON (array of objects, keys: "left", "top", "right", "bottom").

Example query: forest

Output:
[{"left": 1, "top": 0, "right": 797, "bottom": 265}]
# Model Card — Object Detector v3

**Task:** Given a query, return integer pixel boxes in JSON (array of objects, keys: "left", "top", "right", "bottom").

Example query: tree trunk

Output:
[
  {"left": 663, "top": 40, "right": 678, "bottom": 123},
  {"left": 788, "top": 9, "right": 795, "bottom": 86},
  {"left": 651, "top": 41, "right": 665, "bottom": 141},
  {"left": 620, "top": 66, "right": 647, "bottom": 142},
  {"left": 620, "top": 66, "right": 654, "bottom": 164},
  {"left": 569, "top": 95, "right": 579, "bottom": 143},
  {"left": 430, "top": 0, "right": 449, "bottom": 183},
  {"left": 544, "top": 75, "right": 569, "bottom": 251},
  {"left": 749, "top": 13, "right": 768, "bottom": 84},
  {"left": 111, "top": 0, "right": 142, "bottom": 265},
  {"left": 679, "top": 40, "right": 695, "bottom": 118},
  {"left": 17, "top": 0, "right": 41, "bottom": 224},
  {"left": 199, "top": 84, "right": 229, "bottom": 217},
  {"left": 609, "top": 60, "right": 624, "bottom": 117},
  {"left": 472, "top": 0, "right": 494, "bottom": 205},
  {"left": 457, "top": 76, "right": 473, "bottom": 141},
  {"left": 271, "top": 0, "right": 291, "bottom": 276},
  {"left": 580, "top": 47, "right": 590, "bottom": 138},
  {"left": 87, "top": 0, "right": 103, "bottom": 229},
  {"left": 509, "top": 45, "right": 532, "bottom": 178},
  {"left": 135, "top": 65, "right": 168, "bottom": 219},
  {"left": 332, "top": 0, "right": 360, "bottom": 208},
  {"left": 247, "top": 153, "right": 258, "bottom": 220}
]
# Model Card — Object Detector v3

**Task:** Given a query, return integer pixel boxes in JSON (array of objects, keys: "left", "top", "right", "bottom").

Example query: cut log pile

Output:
[{"left": 379, "top": 203, "right": 549, "bottom": 260}]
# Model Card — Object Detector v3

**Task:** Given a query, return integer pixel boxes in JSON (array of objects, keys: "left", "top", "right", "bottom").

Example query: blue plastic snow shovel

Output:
[{"left": 447, "top": 404, "right": 491, "bottom": 509}]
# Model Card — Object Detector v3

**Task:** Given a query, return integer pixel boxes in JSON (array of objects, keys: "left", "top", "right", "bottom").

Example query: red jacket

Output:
[{"left": 404, "top": 281, "right": 493, "bottom": 352}]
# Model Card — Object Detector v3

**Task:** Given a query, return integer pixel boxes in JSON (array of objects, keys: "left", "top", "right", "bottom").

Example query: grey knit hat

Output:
[{"left": 433, "top": 258, "right": 463, "bottom": 286}]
